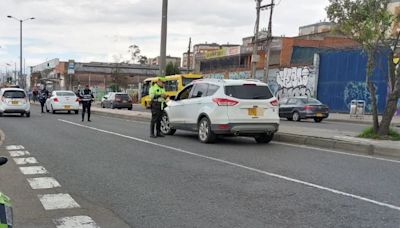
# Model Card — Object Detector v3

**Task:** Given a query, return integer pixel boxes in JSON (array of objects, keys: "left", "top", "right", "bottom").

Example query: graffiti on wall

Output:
[
  {"left": 204, "top": 73, "right": 225, "bottom": 79},
  {"left": 229, "top": 71, "right": 250, "bottom": 80},
  {"left": 343, "top": 82, "right": 377, "bottom": 112},
  {"left": 272, "top": 66, "right": 316, "bottom": 100}
]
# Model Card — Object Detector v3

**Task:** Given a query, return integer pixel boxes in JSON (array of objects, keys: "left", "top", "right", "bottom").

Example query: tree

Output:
[
  {"left": 327, "top": 0, "right": 400, "bottom": 137},
  {"left": 166, "top": 62, "right": 181, "bottom": 76},
  {"left": 127, "top": 44, "right": 148, "bottom": 64}
]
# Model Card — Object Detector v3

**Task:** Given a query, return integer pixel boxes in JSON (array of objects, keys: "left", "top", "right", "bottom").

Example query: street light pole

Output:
[
  {"left": 251, "top": 0, "right": 262, "bottom": 79},
  {"left": 7, "top": 16, "right": 35, "bottom": 88},
  {"left": 159, "top": 0, "right": 168, "bottom": 76}
]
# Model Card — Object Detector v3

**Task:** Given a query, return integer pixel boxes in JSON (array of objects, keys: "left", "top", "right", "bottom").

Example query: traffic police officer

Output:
[
  {"left": 79, "top": 85, "right": 94, "bottom": 122},
  {"left": 149, "top": 78, "right": 167, "bottom": 138},
  {"left": 38, "top": 86, "right": 49, "bottom": 113}
]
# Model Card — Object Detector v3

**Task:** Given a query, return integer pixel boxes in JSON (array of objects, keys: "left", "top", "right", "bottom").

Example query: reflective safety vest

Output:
[
  {"left": 149, "top": 84, "right": 166, "bottom": 110},
  {"left": 0, "top": 192, "right": 12, "bottom": 228}
]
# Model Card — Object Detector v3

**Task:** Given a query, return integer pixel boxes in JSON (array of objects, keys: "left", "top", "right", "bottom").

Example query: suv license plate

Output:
[
  {"left": 64, "top": 105, "right": 71, "bottom": 109},
  {"left": 11, "top": 101, "right": 18, "bottom": 105},
  {"left": 248, "top": 107, "right": 264, "bottom": 117},
  {"left": 316, "top": 113, "right": 323, "bottom": 117}
]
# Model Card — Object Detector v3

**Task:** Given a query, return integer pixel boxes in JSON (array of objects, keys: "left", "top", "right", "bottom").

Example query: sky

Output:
[{"left": 0, "top": 0, "right": 330, "bottom": 71}]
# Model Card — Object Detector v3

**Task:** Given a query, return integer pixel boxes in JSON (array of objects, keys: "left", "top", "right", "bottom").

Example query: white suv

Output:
[
  {"left": 161, "top": 79, "right": 279, "bottom": 143},
  {"left": 0, "top": 88, "right": 31, "bottom": 117}
]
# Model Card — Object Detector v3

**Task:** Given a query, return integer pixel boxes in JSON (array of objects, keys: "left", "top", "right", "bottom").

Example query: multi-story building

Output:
[
  {"left": 182, "top": 52, "right": 194, "bottom": 69},
  {"left": 147, "top": 56, "right": 181, "bottom": 66}
]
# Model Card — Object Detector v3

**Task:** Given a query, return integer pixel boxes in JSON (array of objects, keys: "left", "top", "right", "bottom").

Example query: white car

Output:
[
  {"left": 0, "top": 88, "right": 30, "bottom": 117},
  {"left": 161, "top": 79, "right": 280, "bottom": 143},
  {"left": 46, "top": 90, "right": 79, "bottom": 114}
]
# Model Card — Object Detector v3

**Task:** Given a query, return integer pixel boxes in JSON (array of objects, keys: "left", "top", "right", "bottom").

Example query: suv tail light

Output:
[
  {"left": 53, "top": 97, "right": 59, "bottom": 102},
  {"left": 304, "top": 105, "right": 313, "bottom": 110},
  {"left": 212, "top": 98, "right": 239, "bottom": 106},
  {"left": 270, "top": 99, "right": 279, "bottom": 106}
]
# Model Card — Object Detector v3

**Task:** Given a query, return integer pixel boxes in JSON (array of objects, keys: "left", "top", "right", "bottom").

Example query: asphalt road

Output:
[{"left": 1, "top": 106, "right": 399, "bottom": 227}]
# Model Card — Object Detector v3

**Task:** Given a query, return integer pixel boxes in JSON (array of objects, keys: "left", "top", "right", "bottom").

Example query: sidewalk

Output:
[
  {"left": 327, "top": 113, "right": 400, "bottom": 126},
  {"left": 90, "top": 107, "right": 400, "bottom": 158}
]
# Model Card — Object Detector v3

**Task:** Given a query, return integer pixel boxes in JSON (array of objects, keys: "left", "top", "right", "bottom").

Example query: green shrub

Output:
[{"left": 358, "top": 127, "right": 400, "bottom": 141}]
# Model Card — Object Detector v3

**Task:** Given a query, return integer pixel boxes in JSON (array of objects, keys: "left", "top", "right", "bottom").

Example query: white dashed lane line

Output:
[
  {"left": 54, "top": 216, "right": 100, "bottom": 228},
  {"left": 19, "top": 166, "right": 49, "bottom": 175},
  {"left": 13, "top": 157, "right": 38, "bottom": 165},
  {"left": 27, "top": 177, "right": 61, "bottom": 190},
  {"left": 8, "top": 150, "right": 31, "bottom": 157},
  {"left": 38, "top": 193, "right": 80, "bottom": 210},
  {"left": 5, "top": 145, "right": 25, "bottom": 150}
]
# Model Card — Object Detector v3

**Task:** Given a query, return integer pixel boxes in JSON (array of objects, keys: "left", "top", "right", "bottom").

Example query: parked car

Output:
[
  {"left": 45, "top": 90, "right": 79, "bottom": 114},
  {"left": 0, "top": 88, "right": 30, "bottom": 117},
  {"left": 279, "top": 97, "right": 329, "bottom": 122},
  {"left": 101, "top": 92, "right": 114, "bottom": 107},
  {"left": 101, "top": 92, "right": 133, "bottom": 110},
  {"left": 161, "top": 79, "right": 280, "bottom": 144}
]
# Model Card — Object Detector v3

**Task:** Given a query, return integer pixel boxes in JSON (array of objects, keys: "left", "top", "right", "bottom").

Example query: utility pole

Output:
[
  {"left": 159, "top": 0, "right": 168, "bottom": 76},
  {"left": 187, "top": 37, "right": 192, "bottom": 72},
  {"left": 251, "top": 0, "right": 262, "bottom": 79},
  {"left": 263, "top": 0, "right": 275, "bottom": 82}
]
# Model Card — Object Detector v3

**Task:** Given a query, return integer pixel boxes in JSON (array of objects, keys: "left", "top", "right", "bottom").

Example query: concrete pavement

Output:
[{"left": 0, "top": 106, "right": 400, "bottom": 227}]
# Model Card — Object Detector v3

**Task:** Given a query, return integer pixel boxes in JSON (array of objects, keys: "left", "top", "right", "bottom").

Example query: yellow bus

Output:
[{"left": 140, "top": 74, "right": 203, "bottom": 108}]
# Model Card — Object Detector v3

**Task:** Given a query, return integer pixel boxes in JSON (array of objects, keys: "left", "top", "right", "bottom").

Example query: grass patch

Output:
[{"left": 358, "top": 127, "right": 400, "bottom": 141}]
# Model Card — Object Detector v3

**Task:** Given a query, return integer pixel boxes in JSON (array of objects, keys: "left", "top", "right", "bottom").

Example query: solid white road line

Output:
[
  {"left": 6, "top": 145, "right": 24, "bottom": 150},
  {"left": 27, "top": 177, "right": 61, "bottom": 190},
  {"left": 53, "top": 216, "right": 100, "bottom": 228},
  {"left": 13, "top": 157, "right": 38, "bottom": 165},
  {"left": 19, "top": 166, "right": 48, "bottom": 175},
  {"left": 273, "top": 141, "right": 400, "bottom": 164},
  {"left": 38, "top": 193, "right": 80, "bottom": 210},
  {"left": 8, "top": 150, "right": 30, "bottom": 157},
  {"left": 59, "top": 119, "right": 400, "bottom": 212}
]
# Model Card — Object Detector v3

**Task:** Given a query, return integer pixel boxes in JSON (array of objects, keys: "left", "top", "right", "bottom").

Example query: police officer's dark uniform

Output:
[
  {"left": 79, "top": 85, "right": 94, "bottom": 122},
  {"left": 38, "top": 88, "right": 49, "bottom": 113},
  {"left": 149, "top": 78, "right": 167, "bottom": 138}
]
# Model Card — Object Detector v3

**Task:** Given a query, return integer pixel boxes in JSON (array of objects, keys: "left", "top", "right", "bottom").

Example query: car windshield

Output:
[
  {"left": 301, "top": 98, "right": 322, "bottom": 105},
  {"left": 56, "top": 92, "right": 76, "bottom": 97},
  {"left": 3, "top": 91, "right": 26, "bottom": 98},
  {"left": 225, "top": 85, "right": 273, "bottom": 100}
]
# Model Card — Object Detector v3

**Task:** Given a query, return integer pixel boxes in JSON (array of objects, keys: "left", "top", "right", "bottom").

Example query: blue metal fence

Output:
[{"left": 317, "top": 50, "right": 388, "bottom": 113}]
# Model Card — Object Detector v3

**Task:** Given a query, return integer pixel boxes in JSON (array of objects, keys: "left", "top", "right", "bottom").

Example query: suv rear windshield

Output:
[
  {"left": 116, "top": 94, "right": 130, "bottom": 100},
  {"left": 56, "top": 92, "right": 76, "bottom": 97},
  {"left": 225, "top": 85, "right": 273, "bottom": 100},
  {"left": 3, "top": 90, "right": 26, "bottom": 99}
]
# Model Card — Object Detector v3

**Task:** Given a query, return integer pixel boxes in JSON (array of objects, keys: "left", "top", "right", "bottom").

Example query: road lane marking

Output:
[
  {"left": 38, "top": 193, "right": 80, "bottom": 210},
  {"left": 97, "top": 115, "right": 148, "bottom": 124},
  {"left": 53, "top": 216, "right": 99, "bottom": 228},
  {"left": 27, "top": 177, "right": 61, "bottom": 189},
  {"left": 273, "top": 142, "right": 400, "bottom": 164},
  {"left": 59, "top": 118, "right": 400, "bottom": 212},
  {"left": 13, "top": 157, "right": 38, "bottom": 165},
  {"left": 8, "top": 150, "right": 30, "bottom": 157},
  {"left": 19, "top": 166, "right": 48, "bottom": 175},
  {"left": 6, "top": 145, "right": 24, "bottom": 150}
]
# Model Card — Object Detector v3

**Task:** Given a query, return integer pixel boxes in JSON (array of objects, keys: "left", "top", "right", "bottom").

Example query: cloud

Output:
[{"left": 0, "top": 0, "right": 330, "bottom": 66}]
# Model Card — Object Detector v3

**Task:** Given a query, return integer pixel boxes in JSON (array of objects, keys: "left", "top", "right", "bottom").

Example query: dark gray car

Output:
[
  {"left": 279, "top": 97, "right": 329, "bottom": 122},
  {"left": 101, "top": 93, "right": 133, "bottom": 110}
]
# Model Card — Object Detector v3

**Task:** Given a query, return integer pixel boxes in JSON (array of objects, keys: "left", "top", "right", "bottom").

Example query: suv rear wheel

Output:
[
  {"left": 254, "top": 133, "right": 274, "bottom": 144},
  {"left": 160, "top": 112, "right": 176, "bottom": 135},
  {"left": 198, "top": 117, "right": 216, "bottom": 143}
]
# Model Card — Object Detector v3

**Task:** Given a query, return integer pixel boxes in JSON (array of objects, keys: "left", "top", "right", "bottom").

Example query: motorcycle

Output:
[{"left": 0, "top": 157, "right": 13, "bottom": 228}]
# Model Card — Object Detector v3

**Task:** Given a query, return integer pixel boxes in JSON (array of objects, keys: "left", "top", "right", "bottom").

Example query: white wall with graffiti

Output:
[{"left": 267, "top": 66, "right": 317, "bottom": 100}]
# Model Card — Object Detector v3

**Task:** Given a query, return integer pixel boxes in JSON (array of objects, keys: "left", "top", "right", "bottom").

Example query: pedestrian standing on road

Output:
[
  {"left": 149, "top": 78, "right": 167, "bottom": 138},
  {"left": 32, "top": 88, "right": 38, "bottom": 103},
  {"left": 38, "top": 87, "right": 49, "bottom": 113},
  {"left": 79, "top": 85, "right": 94, "bottom": 122}
]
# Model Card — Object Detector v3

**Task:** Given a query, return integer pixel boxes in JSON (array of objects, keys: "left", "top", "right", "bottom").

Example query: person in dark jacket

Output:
[
  {"left": 79, "top": 85, "right": 94, "bottom": 122},
  {"left": 38, "top": 87, "right": 49, "bottom": 113}
]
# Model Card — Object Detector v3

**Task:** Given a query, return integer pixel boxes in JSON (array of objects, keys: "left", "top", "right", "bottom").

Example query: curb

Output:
[
  {"left": 91, "top": 110, "right": 151, "bottom": 122},
  {"left": 273, "top": 133, "right": 400, "bottom": 158},
  {"left": 325, "top": 118, "right": 400, "bottom": 128}
]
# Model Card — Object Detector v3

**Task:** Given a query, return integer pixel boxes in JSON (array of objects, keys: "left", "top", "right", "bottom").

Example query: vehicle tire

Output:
[
  {"left": 101, "top": 103, "right": 105, "bottom": 108},
  {"left": 145, "top": 102, "right": 151, "bottom": 109},
  {"left": 198, "top": 117, "right": 216, "bottom": 144},
  {"left": 286, "top": 117, "right": 293, "bottom": 121},
  {"left": 46, "top": 106, "right": 49, "bottom": 113},
  {"left": 160, "top": 112, "right": 176, "bottom": 135},
  {"left": 254, "top": 133, "right": 274, "bottom": 144},
  {"left": 51, "top": 105, "right": 56, "bottom": 114},
  {"left": 26, "top": 112, "right": 30, "bottom": 118},
  {"left": 75, "top": 110, "right": 79, "bottom": 115},
  {"left": 0, "top": 113, "right": 3, "bottom": 117},
  {"left": 111, "top": 103, "right": 115, "bottom": 109},
  {"left": 128, "top": 107, "right": 132, "bottom": 111},
  {"left": 314, "top": 118, "right": 323, "bottom": 123},
  {"left": 68, "top": 110, "right": 71, "bottom": 114},
  {"left": 292, "top": 111, "right": 301, "bottom": 122},
  {"left": 20, "top": 113, "right": 24, "bottom": 117}
]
